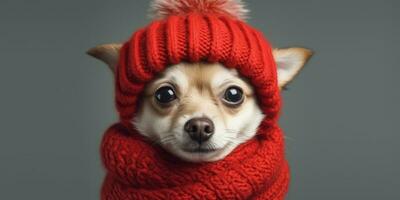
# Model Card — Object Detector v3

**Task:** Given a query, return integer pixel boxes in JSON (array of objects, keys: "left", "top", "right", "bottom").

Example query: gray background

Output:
[{"left": 1, "top": 0, "right": 399, "bottom": 199}]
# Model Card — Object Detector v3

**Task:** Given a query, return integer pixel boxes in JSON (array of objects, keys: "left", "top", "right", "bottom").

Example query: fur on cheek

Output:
[{"left": 228, "top": 101, "right": 264, "bottom": 140}]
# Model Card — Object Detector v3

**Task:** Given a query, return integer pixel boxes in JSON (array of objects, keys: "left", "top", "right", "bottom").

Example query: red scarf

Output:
[
  {"left": 101, "top": 5, "right": 290, "bottom": 199},
  {"left": 100, "top": 123, "right": 289, "bottom": 200}
]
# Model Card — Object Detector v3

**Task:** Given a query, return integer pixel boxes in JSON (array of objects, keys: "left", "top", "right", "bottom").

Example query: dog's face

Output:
[
  {"left": 88, "top": 44, "right": 312, "bottom": 162},
  {"left": 134, "top": 63, "right": 263, "bottom": 162}
]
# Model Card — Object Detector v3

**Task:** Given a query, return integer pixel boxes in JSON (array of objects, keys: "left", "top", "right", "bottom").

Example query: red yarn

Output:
[
  {"left": 115, "top": 13, "right": 280, "bottom": 127},
  {"left": 101, "top": 124, "right": 289, "bottom": 199},
  {"left": 101, "top": 10, "right": 289, "bottom": 200}
]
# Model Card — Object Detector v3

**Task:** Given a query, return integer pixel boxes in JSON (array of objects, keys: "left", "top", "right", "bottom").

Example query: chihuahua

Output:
[{"left": 88, "top": 44, "right": 312, "bottom": 162}]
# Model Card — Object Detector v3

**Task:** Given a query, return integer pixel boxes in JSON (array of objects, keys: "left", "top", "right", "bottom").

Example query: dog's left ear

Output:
[
  {"left": 273, "top": 47, "right": 313, "bottom": 89},
  {"left": 87, "top": 43, "right": 122, "bottom": 73}
]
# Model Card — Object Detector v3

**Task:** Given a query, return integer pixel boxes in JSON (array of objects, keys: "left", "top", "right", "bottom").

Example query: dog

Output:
[
  {"left": 88, "top": 1, "right": 314, "bottom": 198},
  {"left": 88, "top": 44, "right": 312, "bottom": 163}
]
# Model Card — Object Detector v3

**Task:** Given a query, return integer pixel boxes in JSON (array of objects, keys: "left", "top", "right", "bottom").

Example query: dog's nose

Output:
[{"left": 184, "top": 117, "right": 215, "bottom": 143}]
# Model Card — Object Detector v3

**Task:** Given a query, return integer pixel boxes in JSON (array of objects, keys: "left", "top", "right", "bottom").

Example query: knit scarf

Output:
[{"left": 100, "top": 123, "right": 289, "bottom": 200}]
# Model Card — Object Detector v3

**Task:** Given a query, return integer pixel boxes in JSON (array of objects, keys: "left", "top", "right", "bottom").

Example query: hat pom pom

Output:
[{"left": 150, "top": 0, "right": 249, "bottom": 20}]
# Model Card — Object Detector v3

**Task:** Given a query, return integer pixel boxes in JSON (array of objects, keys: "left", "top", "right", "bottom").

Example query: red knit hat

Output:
[
  {"left": 101, "top": 1, "right": 290, "bottom": 199},
  {"left": 116, "top": 0, "right": 281, "bottom": 129}
]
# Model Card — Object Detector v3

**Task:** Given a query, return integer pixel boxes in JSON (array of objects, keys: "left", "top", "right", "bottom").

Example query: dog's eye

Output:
[
  {"left": 155, "top": 86, "right": 177, "bottom": 104},
  {"left": 223, "top": 86, "right": 244, "bottom": 106}
]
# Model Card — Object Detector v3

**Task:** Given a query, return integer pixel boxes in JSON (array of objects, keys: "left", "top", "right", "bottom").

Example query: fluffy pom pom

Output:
[{"left": 150, "top": 0, "right": 249, "bottom": 20}]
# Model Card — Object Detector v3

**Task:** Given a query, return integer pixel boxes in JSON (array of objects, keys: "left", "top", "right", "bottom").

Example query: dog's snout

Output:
[{"left": 184, "top": 117, "right": 215, "bottom": 143}]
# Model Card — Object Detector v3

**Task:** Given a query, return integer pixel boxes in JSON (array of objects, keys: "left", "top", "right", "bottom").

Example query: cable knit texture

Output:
[
  {"left": 101, "top": 3, "right": 289, "bottom": 199},
  {"left": 101, "top": 124, "right": 289, "bottom": 200}
]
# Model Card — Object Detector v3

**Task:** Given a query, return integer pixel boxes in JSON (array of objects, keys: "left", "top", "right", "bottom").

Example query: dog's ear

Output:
[
  {"left": 87, "top": 43, "right": 122, "bottom": 72},
  {"left": 273, "top": 47, "right": 313, "bottom": 89}
]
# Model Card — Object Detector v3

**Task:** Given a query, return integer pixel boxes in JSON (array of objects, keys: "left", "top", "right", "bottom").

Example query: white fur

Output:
[
  {"left": 150, "top": 0, "right": 249, "bottom": 20},
  {"left": 134, "top": 63, "right": 264, "bottom": 162},
  {"left": 88, "top": 44, "right": 313, "bottom": 162},
  {"left": 273, "top": 48, "right": 313, "bottom": 88}
]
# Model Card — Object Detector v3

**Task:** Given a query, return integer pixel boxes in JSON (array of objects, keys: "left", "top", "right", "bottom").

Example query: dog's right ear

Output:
[
  {"left": 87, "top": 43, "right": 122, "bottom": 73},
  {"left": 273, "top": 47, "right": 313, "bottom": 89}
]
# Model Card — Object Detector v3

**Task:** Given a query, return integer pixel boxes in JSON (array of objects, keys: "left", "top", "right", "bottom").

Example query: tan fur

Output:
[
  {"left": 87, "top": 43, "right": 313, "bottom": 162},
  {"left": 143, "top": 63, "right": 253, "bottom": 123},
  {"left": 131, "top": 62, "right": 264, "bottom": 162},
  {"left": 273, "top": 47, "right": 313, "bottom": 89},
  {"left": 87, "top": 44, "right": 313, "bottom": 89},
  {"left": 86, "top": 43, "right": 122, "bottom": 72}
]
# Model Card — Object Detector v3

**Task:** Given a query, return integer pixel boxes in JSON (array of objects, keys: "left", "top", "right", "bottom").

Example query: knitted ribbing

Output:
[
  {"left": 102, "top": 11, "right": 288, "bottom": 200},
  {"left": 101, "top": 123, "right": 289, "bottom": 200},
  {"left": 115, "top": 13, "right": 280, "bottom": 128}
]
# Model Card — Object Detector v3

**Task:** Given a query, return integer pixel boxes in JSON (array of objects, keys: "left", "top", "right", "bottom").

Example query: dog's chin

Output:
[{"left": 163, "top": 142, "right": 238, "bottom": 163}]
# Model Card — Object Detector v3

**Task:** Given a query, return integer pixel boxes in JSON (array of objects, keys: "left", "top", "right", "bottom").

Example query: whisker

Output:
[
  {"left": 209, "top": 142, "right": 217, "bottom": 150},
  {"left": 149, "top": 135, "right": 176, "bottom": 147}
]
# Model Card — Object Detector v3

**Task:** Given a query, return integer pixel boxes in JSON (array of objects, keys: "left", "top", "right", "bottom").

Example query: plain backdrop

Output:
[{"left": 1, "top": 0, "right": 399, "bottom": 199}]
